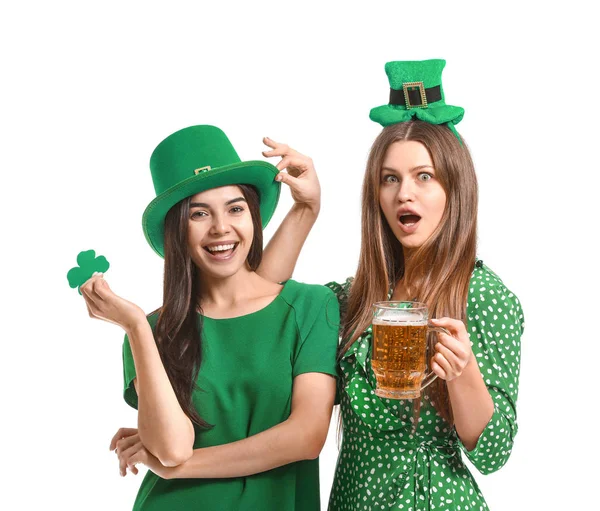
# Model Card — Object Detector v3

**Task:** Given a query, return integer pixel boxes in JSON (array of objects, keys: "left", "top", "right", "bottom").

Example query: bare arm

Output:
[
  {"left": 122, "top": 372, "right": 336, "bottom": 479},
  {"left": 257, "top": 204, "right": 318, "bottom": 283},
  {"left": 169, "top": 373, "right": 335, "bottom": 478},
  {"left": 81, "top": 275, "right": 194, "bottom": 466},
  {"left": 429, "top": 317, "right": 493, "bottom": 450},
  {"left": 256, "top": 137, "right": 321, "bottom": 283},
  {"left": 446, "top": 354, "right": 494, "bottom": 450},
  {"left": 127, "top": 322, "right": 195, "bottom": 466}
]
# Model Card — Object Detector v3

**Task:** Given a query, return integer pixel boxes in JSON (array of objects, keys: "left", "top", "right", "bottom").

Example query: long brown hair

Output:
[
  {"left": 341, "top": 121, "right": 478, "bottom": 424},
  {"left": 152, "top": 184, "right": 263, "bottom": 428}
]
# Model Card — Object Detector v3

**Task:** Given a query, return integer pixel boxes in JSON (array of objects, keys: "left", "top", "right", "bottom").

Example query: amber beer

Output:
[
  {"left": 371, "top": 302, "right": 439, "bottom": 400},
  {"left": 372, "top": 321, "right": 427, "bottom": 399}
]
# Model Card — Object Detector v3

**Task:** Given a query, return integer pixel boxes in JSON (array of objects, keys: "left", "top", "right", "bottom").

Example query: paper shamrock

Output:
[{"left": 67, "top": 250, "right": 110, "bottom": 294}]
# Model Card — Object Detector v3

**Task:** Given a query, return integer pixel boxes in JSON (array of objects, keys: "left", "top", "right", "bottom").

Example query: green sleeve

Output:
[
  {"left": 292, "top": 288, "right": 340, "bottom": 378},
  {"left": 122, "top": 334, "right": 138, "bottom": 409},
  {"left": 325, "top": 276, "right": 353, "bottom": 335},
  {"left": 457, "top": 267, "right": 524, "bottom": 474},
  {"left": 121, "top": 313, "right": 159, "bottom": 410},
  {"left": 324, "top": 278, "right": 353, "bottom": 405}
]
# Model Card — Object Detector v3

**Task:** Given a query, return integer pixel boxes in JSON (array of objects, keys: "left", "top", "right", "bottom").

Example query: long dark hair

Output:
[
  {"left": 152, "top": 184, "right": 263, "bottom": 428},
  {"left": 341, "top": 121, "right": 478, "bottom": 425}
]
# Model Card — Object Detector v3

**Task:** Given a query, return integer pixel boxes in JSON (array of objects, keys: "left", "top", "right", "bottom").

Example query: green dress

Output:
[
  {"left": 121, "top": 280, "right": 340, "bottom": 511},
  {"left": 326, "top": 263, "right": 524, "bottom": 511}
]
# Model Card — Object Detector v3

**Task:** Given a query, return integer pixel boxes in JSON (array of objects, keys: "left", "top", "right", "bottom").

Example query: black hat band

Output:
[{"left": 389, "top": 84, "right": 442, "bottom": 109}]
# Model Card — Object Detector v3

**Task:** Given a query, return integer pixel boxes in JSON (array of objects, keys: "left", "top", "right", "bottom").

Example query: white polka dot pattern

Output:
[{"left": 325, "top": 264, "right": 524, "bottom": 510}]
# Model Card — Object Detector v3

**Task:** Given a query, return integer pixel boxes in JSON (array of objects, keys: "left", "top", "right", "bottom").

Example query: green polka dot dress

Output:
[{"left": 326, "top": 262, "right": 524, "bottom": 511}]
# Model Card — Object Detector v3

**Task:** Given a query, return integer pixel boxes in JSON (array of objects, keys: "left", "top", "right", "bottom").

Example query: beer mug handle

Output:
[{"left": 421, "top": 326, "right": 452, "bottom": 390}]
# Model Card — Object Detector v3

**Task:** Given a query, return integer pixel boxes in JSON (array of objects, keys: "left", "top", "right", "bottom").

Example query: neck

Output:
[
  {"left": 392, "top": 246, "right": 416, "bottom": 301},
  {"left": 198, "top": 266, "right": 263, "bottom": 308}
]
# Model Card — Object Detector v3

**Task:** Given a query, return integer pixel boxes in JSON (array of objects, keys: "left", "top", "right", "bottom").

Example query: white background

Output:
[{"left": 2, "top": 1, "right": 598, "bottom": 509}]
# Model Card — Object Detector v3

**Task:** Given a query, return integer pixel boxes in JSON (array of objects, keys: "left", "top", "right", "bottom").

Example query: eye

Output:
[
  {"left": 382, "top": 174, "right": 399, "bottom": 184},
  {"left": 230, "top": 205, "right": 245, "bottom": 214},
  {"left": 418, "top": 172, "right": 433, "bottom": 182},
  {"left": 190, "top": 210, "right": 208, "bottom": 219}
]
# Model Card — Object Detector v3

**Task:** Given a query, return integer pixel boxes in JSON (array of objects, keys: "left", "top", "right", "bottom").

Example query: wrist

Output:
[
  {"left": 292, "top": 201, "right": 320, "bottom": 220},
  {"left": 125, "top": 316, "right": 151, "bottom": 338},
  {"left": 165, "top": 452, "right": 195, "bottom": 479},
  {"left": 447, "top": 354, "right": 478, "bottom": 387}
]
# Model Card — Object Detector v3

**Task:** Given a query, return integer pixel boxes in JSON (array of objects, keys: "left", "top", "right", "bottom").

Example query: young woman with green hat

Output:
[
  {"left": 80, "top": 125, "right": 339, "bottom": 511},
  {"left": 259, "top": 59, "right": 524, "bottom": 510}
]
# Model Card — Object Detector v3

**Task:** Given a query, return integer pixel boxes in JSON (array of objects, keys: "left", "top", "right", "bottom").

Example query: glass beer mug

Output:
[{"left": 371, "top": 301, "right": 449, "bottom": 400}]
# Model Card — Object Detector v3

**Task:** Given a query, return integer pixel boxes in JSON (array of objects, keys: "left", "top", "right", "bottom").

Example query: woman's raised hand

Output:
[
  {"left": 262, "top": 137, "right": 321, "bottom": 214},
  {"left": 80, "top": 274, "right": 147, "bottom": 334}
]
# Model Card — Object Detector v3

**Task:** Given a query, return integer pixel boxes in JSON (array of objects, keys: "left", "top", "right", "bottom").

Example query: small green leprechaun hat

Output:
[
  {"left": 369, "top": 59, "right": 464, "bottom": 131},
  {"left": 142, "top": 125, "right": 280, "bottom": 258}
]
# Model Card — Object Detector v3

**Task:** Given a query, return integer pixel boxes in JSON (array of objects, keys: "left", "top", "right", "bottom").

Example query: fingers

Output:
[
  {"left": 262, "top": 137, "right": 292, "bottom": 156},
  {"left": 431, "top": 357, "right": 447, "bottom": 380},
  {"left": 119, "top": 451, "right": 129, "bottom": 477},
  {"left": 270, "top": 151, "right": 310, "bottom": 174},
  {"left": 275, "top": 171, "right": 300, "bottom": 187},
  {"left": 275, "top": 156, "right": 292, "bottom": 172},
  {"left": 116, "top": 434, "right": 140, "bottom": 455},
  {"left": 81, "top": 272, "right": 105, "bottom": 294},
  {"left": 126, "top": 448, "right": 148, "bottom": 472},
  {"left": 262, "top": 138, "right": 312, "bottom": 174},
  {"left": 116, "top": 438, "right": 143, "bottom": 477},
  {"left": 109, "top": 427, "right": 138, "bottom": 451},
  {"left": 430, "top": 317, "right": 467, "bottom": 337},
  {"left": 434, "top": 341, "right": 462, "bottom": 374},
  {"left": 82, "top": 288, "right": 101, "bottom": 318},
  {"left": 435, "top": 331, "right": 469, "bottom": 361},
  {"left": 81, "top": 274, "right": 105, "bottom": 312}
]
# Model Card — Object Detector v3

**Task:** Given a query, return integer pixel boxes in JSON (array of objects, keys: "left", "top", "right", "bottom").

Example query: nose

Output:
[
  {"left": 397, "top": 179, "right": 415, "bottom": 202},
  {"left": 209, "top": 212, "right": 231, "bottom": 235}
]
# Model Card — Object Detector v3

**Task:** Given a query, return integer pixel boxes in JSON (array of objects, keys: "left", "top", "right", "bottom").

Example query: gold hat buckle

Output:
[
  {"left": 402, "top": 82, "right": 427, "bottom": 109},
  {"left": 194, "top": 165, "right": 212, "bottom": 175}
]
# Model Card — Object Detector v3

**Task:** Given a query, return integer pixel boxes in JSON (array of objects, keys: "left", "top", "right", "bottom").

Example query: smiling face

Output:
[
  {"left": 378, "top": 141, "right": 447, "bottom": 251},
  {"left": 186, "top": 185, "right": 255, "bottom": 280}
]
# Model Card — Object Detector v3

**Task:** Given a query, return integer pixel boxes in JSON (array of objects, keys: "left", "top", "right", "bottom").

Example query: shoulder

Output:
[
  {"left": 469, "top": 262, "right": 520, "bottom": 303},
  {"left": 324, "top": 276, "right": 354, "bottom": 295},
  {"left": 146, "top": 309, "right": 160, "bottom": 328},
  {"left": 280, "top": 279, "right": 336, "bottom": 305},
  {"left": 279, "top": 280, "right": 340, "bottom": 335},
  {"left": 468, "top": 261, "right": 524, "bottom": 332}
]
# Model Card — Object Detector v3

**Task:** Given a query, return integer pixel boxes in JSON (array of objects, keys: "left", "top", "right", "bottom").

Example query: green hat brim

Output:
[
  {"left": 369, "top": 103, "right": 464, "bottom": 127},
  {"left": 142, "top": 160, "right": 280, "bottom": 258}
]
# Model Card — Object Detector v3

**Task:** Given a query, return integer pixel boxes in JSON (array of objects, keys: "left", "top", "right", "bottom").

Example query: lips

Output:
[
  {"left": 397, "top": 209, "right": 422, "bottom": 234},
  {"left": 399, "top": 214, "right": 421, "bottom": 226},
  {"left": 202, "top": 242, "right": 239, "bottom": 261}
]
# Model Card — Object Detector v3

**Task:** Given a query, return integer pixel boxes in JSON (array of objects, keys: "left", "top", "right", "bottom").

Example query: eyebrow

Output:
[
  {"left": 381, "top": 165, "right": 435, "bottom": 173},
  {"left": 190, "top": 197, "right": 247, "bottom": 208}
]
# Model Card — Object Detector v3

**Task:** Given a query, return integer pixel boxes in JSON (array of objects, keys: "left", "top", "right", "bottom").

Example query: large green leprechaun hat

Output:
[
  {"left": 142, "top": 125, "right": 280, "bottom": 258},
  {"left": 369, "top": 59, "right": 464, "bottom": 135}
]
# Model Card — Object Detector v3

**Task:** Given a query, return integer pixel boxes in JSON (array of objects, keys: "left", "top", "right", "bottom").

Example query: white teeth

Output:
[{"left": 206, "top": 243, "right": 236, "bottom": 252}]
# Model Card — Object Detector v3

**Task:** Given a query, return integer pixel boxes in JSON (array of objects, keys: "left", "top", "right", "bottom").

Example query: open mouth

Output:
[
  {"left": 203, "top": 242, "right": 239, "bottom": 259},
  {"left": 399, "top": 214, "right": 421, "bottom": 227}
]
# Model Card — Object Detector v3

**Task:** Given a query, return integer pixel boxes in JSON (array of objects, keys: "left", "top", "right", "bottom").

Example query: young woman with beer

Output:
[
  {"left": 261, "top": 59, "right": 524, "bottom": 510},
  {"left": 80, "top": 125, "right": 339, "bottom": 511}
]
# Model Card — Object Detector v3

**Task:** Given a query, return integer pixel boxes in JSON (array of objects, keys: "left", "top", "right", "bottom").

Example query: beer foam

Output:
[
  {"left": 373, "top": 306, "right": 427, "bottom": 325},
  {"left": 373, "top": 316, "right": 426, "bottom": 326}
]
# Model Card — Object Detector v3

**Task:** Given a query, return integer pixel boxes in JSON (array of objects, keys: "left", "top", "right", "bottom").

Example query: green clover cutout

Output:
[{"left": 67, "top": 249, "right": 110, "bottom": 294}]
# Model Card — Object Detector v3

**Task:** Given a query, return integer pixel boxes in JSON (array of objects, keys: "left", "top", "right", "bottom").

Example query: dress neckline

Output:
[{"left": 199, "top": 279, "right": 291, "bottom": 322}]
